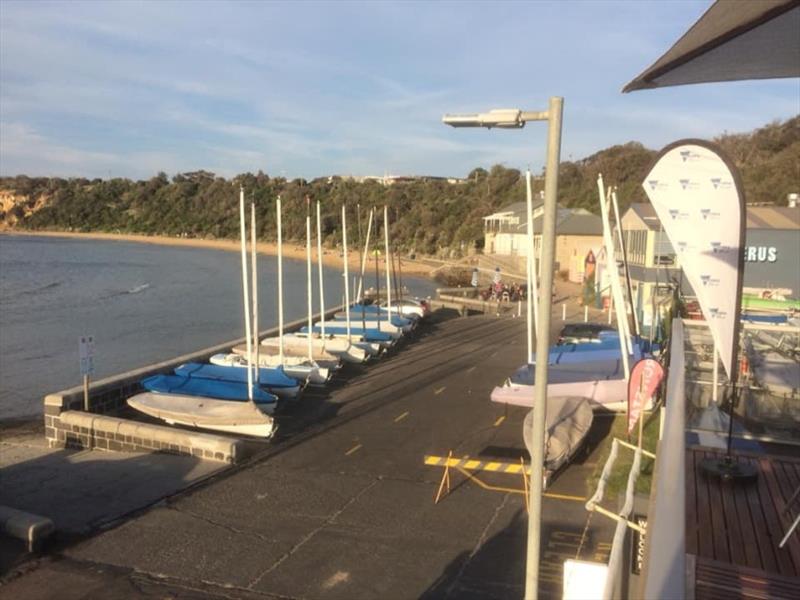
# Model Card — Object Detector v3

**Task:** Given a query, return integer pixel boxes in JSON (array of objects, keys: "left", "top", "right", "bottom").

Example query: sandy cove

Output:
[{"left": 1, "top": 229, "right": 438, "bottom": 278}]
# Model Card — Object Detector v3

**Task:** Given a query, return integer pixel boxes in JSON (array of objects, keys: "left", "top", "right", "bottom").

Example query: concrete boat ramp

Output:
[{"left": 0, "top": 306, "right": 616, "bottom": 599}]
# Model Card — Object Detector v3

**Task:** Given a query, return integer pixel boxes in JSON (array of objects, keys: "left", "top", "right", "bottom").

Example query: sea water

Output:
[{"left": 0, "top": 234, "right": 436, "bottom": 419}]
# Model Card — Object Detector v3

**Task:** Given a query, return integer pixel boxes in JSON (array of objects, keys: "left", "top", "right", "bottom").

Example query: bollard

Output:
[
  {"left": 562, "top": 303, "right": 566, "bottom": 321},
  {"left": 608, "top": 302, "right": 613, "bottom": 324},
  {"left": 584, "top": 306, "right": 588, "bottom": 322}
]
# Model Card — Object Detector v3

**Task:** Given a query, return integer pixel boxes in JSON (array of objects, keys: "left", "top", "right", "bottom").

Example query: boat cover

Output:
[
  {"left": 301, "top": 325, "right": 393, "bottom": 344},
  {"left": 175, "top": 363, "right": 299, "bottom": 388},
  {"left": 522, "top": 396, "right": 594, "bottom": 472},
  {"left": 141, "top": 374, "right": 278, "bottom": 406},
  {"left": 127, "top": 392, "right": 275, "bottom": 437}
]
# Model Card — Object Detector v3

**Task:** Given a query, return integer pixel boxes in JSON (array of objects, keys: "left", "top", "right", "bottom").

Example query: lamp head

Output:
[{"left": 442, "top": 109, "right": 525, "bottom": 129}]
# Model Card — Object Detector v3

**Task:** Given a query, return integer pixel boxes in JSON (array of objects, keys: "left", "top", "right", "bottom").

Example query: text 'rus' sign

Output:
[{"left": 79, "top": 335, "right": 95, "bottom": 376}]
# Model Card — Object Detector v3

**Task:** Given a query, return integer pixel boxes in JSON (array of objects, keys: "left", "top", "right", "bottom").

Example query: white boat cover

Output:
[
  {"left": 127, "top": 392, "right": 276, "bottom": 438},
  {"left": 522, "top": 396, "right": 594, "bottom": 472},
  {"left": 230, "top": 344, "right": 338, "bottom": 370},
  {"left": 256, "top": 339, "right": 340, "bottom": 364}
]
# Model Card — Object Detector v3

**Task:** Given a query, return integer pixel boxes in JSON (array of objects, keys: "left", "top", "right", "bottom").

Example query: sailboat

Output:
[
  {"left": 127, "top": 189, "right": 277, "bottom": 437},
  {"left": 213, "top": 195, "right": 331, "bottom": 386},
  {"left": 490, "top": 174, "right": 643, "bottom": 412},
  {"left": 173, "top": 362, "right": 301, "bottom": 399}
]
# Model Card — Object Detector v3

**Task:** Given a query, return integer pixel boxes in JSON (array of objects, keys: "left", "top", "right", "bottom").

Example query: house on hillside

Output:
[
  {"left": 617, "top": 202, "right": 800, "bottom": 333},
  {"left": 483, "top": 200, "right": 604, "bottom": 281}
]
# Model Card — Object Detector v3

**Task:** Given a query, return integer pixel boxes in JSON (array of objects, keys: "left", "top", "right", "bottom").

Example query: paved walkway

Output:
[{"left": 1, "top": 291, "right": 615, "bottom": 599}]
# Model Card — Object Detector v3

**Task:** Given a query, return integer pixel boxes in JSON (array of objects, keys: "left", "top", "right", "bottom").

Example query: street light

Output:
[
  {"left": 443, "top": 97, "right": 563, "bottom": 600},
  {"left": 442, "top": 108, "right": 551, "bottom": 129}
]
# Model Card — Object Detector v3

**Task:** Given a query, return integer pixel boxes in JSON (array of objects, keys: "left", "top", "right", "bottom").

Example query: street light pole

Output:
[
  {"left": 525, "top": 96, "right": 563, "bottom": 600},
  {"left": 443, "top": 96, "right": 564, "bottom": 600}
]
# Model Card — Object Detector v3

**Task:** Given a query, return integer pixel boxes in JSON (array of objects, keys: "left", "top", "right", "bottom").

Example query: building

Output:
[
  {"left": 618, "top": 203, "right": 800, "bottom": 333},
  {"left": 483, "top": 200, "right": 604, "bottom": 281}
]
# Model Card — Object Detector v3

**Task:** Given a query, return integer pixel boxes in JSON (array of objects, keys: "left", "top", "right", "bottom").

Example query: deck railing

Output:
[{"left": 640, "top": 317, "right": 687, "bottom": 599}]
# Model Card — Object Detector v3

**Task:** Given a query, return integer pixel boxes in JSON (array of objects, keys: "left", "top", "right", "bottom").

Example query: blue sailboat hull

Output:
[
  {"left": 142, "top": 374, "right": 278, "bottom": 405},
  {"left": 174, "top": 363, "right": 299, "bottom": 389},
  {"left": 345, "top": 306, "right": 414, "bottom": 327},
  {"left": 300, "top": 325, "right": 393, "bottom": 343}
]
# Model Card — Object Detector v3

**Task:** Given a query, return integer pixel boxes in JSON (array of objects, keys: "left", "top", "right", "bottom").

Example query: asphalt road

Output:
[{"left": 1, "top": 309, "right": 615, "bottom": 599}]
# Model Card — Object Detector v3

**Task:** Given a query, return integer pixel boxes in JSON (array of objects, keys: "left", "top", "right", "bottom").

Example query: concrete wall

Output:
[{"left": 43, "top": 307, "right": 343, "bottom": 462}]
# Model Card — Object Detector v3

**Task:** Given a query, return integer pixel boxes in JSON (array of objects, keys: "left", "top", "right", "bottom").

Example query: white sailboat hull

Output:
[
  {"left": 127, "top": 392, "right": 276, "bottom": 438},
  {"left": 211, "top": 353, "right": 330, "bottom": 385},
  {"left": 232, "top": 343, "right": 342, "bottom": 370},
  {"left": 262, "top": 334, "right": 368, "bottom": 363}
]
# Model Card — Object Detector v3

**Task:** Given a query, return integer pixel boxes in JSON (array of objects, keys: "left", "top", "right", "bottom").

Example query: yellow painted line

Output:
[
  {"left": 464, "top": 459, "right": 481, "bottom": 470},
  {"left": 434, "top": 386, "right": 446, "bottom": 395},
  {"left": 543, "top": 491, "right": 586, "bottom": 502},
  {"left": 394, "top": 411, "right": 409, "bottom": 423},
  {"left": 483, "top": 462, "right": 502, "bottom": 472},
  {"left": 493, "top": 415, "right": 506, "bottom": 427},
  {"left": 466, "top": 366, "right": 476, "bottom": 373},
  {"left": 345, "top": 444, "right": 362, "bottom": 456}
]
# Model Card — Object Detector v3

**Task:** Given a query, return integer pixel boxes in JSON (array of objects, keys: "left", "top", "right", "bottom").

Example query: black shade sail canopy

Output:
[{"left": 623, "top": 0, "right": 800, "bottom": 92}]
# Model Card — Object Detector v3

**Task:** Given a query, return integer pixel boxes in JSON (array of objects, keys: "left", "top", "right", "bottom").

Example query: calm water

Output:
[{"left": 0, "top": 235, "right": 436, "bottom": 419}]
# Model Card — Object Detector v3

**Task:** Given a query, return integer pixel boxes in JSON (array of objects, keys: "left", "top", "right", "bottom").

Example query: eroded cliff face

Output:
[{"left": 0, "top": 190, "right": 49, "bottom": 230}]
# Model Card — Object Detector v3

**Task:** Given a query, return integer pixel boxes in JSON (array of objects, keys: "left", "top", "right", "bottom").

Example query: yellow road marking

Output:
[
  {"left": 466, "top": 366, "right": 476, "bottom": 373},
  {"left": 434, "top": 386, "right": 446, "bottom": 395},
  {"left": 543, "top": 491, "right": 586, "bottom": 502},
  {"left": 345, "top": 444, "right": 362, "bottom": 456},
  {"left": 493, "top": 415, "right": 506, "bottom": 427},
  {"left": 394, "top": 411, "right": 409, "bottom": 423}
]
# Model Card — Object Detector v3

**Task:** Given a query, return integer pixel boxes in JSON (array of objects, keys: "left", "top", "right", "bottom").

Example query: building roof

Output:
[
  {"left": 746, "top": 205, "right": 800, "bottom": 229},
  {"left": 483, "top": 199, "right": 545, "bottom": 221},
  {"left": 501, "top": 207, "right": 603, "bottom": 236},
  {"left": 625, "top": 202, "right": 800, "bottom": 231},
  {"left": 627, "top": 203, "right": 663, "bottom": 231}
]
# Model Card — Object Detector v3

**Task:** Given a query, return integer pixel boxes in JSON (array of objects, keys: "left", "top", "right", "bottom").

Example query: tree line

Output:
[{"left": 2, "top": 116, "right": 796, "bottom": 257}]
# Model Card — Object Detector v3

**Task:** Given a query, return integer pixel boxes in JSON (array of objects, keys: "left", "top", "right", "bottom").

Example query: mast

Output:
[
  {"left": 277, "top": 195, "right": 284, "bottom": 364},
  {"left": 373, "top": 207, "right": 381, "bottom": 326},
  {"left": 342, "top": 204, "right": 352, "bottom": 340},
  {"left": 356, "top": 203, "right": 367, "bottom": 331},
  {"left": 238, "top": 186, "right": 254, "bottom": 403},
  {"left": 251, "top": 201, "right": 260, "bottom": 387},
  {"left": 597, "top": 175, "right": 631, "bottom": 379},
  {"left": 356, "top": 208, "right": 374, "bottom": 302},
  {"left": 383, "top": 205, "right": 392, "bottom": 319},
  {"left": 525, "top": 170, "right": 538, "bottom": 363},
  {"left": 316, "top": 200, "right": 326, "bottom": 338},
  {"left": 306, "top": 196, "right": 313, "bottom": 361},
  {"left": 611, "top": 187, "right": 640, "bottom": 337}
]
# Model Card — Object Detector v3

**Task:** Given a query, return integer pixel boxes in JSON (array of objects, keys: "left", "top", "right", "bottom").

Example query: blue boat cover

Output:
[
  {"left": 300, "top": 325, "right": 393, "bottom": 343},
  {"left": 174, "top": 363, "right": 299, "bottom": 388},
  {"left": 346, "top": 306, "right": 414, "bottom": 327},
  {"left": 142, "top": 374, "right": 278, "bottom": 405}
]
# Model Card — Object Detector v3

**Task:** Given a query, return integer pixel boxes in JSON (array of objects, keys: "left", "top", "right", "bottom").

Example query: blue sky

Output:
[{"left": 1, "top": 0, "right": 798, "bottom": 180}]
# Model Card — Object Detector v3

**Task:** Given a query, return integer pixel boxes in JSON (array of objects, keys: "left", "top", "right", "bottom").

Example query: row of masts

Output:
[{"left": 237, "top": 189, "right": 402, "bottom": 403}]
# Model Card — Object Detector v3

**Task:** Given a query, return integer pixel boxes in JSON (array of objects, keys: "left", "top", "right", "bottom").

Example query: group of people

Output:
[{"left": 479, "top": 281, "right": 526, "bottom": 302}]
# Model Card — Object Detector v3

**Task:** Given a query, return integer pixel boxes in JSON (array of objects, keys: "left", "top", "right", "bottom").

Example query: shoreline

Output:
[{"left": 1, "top": 229, "right": 438, "bottom": 277}]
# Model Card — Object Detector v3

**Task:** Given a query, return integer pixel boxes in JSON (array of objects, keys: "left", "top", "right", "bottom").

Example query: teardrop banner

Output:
[
  {"left": 627, "top": 358, "right": 665, "bottom": 435},
  {"left": 642, "top": 140, "right": 746, "bottom": 382}
]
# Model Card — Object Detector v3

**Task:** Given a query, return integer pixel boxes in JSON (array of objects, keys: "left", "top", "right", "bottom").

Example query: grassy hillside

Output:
[{"left": 2, "top": 116, "right": 796, "bottom": 256}]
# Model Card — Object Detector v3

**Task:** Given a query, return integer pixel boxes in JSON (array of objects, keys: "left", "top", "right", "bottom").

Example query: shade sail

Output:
[{"left": 623, "top": 0, "right": 800, "bottom": 92}]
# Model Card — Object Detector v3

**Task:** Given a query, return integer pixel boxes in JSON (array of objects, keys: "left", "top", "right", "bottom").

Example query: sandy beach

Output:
[{"left": 1, "top": 229, "right": 438, "bottom": 278}]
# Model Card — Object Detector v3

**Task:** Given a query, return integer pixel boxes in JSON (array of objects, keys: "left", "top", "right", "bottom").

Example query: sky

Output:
[{"left": 1, "top": 0, "right": 798, "bottom": 180}]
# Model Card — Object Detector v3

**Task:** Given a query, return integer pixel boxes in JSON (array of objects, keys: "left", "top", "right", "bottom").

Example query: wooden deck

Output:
[
  {"left": 686, "top": 447, "right": 800, "bottom": 585},
  {"left": 694, "top": 555, "right": 800, "bottom": 600}
]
